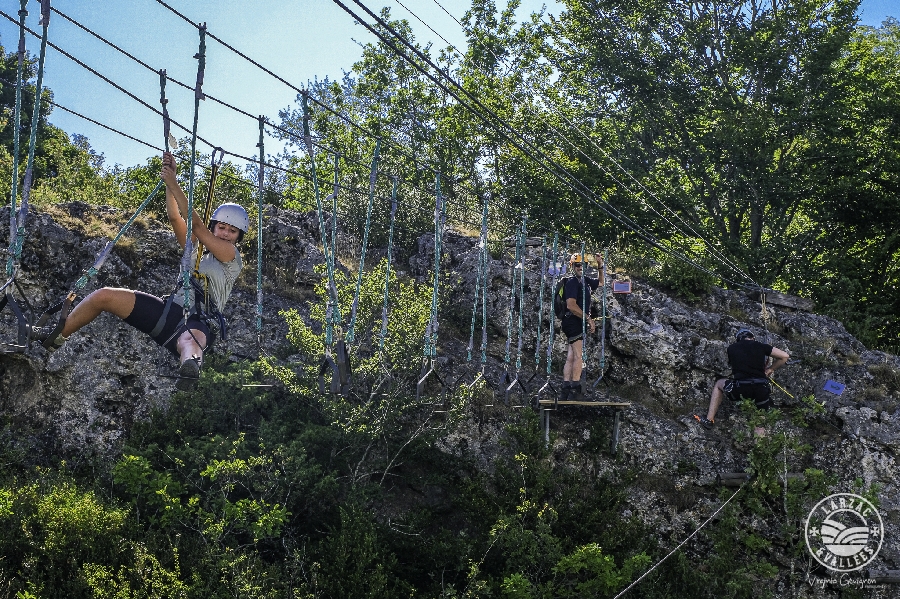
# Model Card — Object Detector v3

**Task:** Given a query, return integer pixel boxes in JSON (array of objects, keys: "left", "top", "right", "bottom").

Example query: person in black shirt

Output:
[
  {"left": 695, "top": 328, "right": 790, "bottom": 434},
  {"left": 558, "top": 252, "right": 603, "bottom": 401}
]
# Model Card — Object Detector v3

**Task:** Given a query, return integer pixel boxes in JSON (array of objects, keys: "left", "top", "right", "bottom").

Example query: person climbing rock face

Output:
[
  {"left": 695, "top": 328, "right": 790, "bottom": 435},
  {"left": 558, "top": 252, "right": 603, "bottom": 401},
  {"left": 30, "top": 152, "right": 246, "bottom": 391}
]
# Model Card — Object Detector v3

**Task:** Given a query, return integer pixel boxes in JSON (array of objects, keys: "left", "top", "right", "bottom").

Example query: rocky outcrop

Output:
[{"left": 2, "top": 204, "right": 898, "bottom": 590}]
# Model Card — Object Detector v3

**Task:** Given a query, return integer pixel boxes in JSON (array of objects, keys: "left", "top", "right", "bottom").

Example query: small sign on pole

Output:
[
  {"left": 612, "top": 280, "right": 632, "bottom": 294},
  {"left": 823, "top": 380, "right": 845, "bottom": 395}
]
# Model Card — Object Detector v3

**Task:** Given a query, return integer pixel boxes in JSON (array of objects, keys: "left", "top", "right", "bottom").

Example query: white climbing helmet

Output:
[{"left": 210, "top": 203, "right": 249, "bottom": 233}]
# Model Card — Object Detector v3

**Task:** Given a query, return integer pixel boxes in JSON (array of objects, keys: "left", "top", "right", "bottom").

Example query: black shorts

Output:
[
  {"left": 726, "top": 381, "right": 773, "bottom": 410},
  {"left": 123, "top": 291, "right": 210, "bottom": 357},
  {"left": 561, "top": 316, "right": 586, "bottom": 344}
]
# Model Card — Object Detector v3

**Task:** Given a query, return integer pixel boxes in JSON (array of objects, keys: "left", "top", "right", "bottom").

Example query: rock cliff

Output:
[{"left": 1, "top": 203, "right": 897, "bottom": 594}]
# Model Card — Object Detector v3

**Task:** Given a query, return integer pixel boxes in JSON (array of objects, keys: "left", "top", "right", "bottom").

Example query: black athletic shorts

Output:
[
  {"left": 726, "top": 381, "right": 773, "bottom": 410},
  {"left": 561, "top": 316, "right": 586, "bottom": 344},
  {"left": 123, "top": 291, "right": 210, "bottom": 357}
]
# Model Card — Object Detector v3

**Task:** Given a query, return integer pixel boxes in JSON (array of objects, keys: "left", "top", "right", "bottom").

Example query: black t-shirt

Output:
[
  {"left": 563, "top": 275, "right": 600, "bottom": 317},
  {"left": 727, "top": 339, "right": 774, "bottom": 380}
]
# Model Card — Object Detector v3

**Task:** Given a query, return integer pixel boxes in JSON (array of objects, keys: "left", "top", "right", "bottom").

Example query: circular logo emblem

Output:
[{"left": 805, "top": 493, "right": 883, "bottom": 572}]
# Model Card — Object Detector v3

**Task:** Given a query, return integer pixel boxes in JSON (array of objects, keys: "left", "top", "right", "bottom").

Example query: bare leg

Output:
[
  {"left": 177, "top": 329, "right": 206, "bottom": 365},
  {"left": 707, "top": 378, "right": 728, "bottom": 422},
  {"left": 61, "top": 288, "right": 137, "bottom": 337},
  {"left": 570, "top": 339, "right": 584, "bottom": 381},
  {"left": 563, "top": 341, "right": 583, "bottom": 382}
]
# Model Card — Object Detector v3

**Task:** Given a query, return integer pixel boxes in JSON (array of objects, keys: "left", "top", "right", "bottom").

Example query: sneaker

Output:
[
  {"left": 29, "top": 324, "right": 67, "bottom": 351},
  {"left": 694, "top": 415, "right": 714, "bottom": 430},
  {"left": 175, "top": 357, "right": 201, "bottom": 391}
]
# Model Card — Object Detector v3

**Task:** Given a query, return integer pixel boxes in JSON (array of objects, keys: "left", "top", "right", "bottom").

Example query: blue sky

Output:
[{"left": 0, "top": 0, "right": 896, "bottom": 170}]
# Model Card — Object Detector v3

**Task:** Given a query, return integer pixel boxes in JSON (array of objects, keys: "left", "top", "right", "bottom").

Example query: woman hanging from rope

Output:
[{"left": 30, "top": 152, "right": 247, "bottom": 390}]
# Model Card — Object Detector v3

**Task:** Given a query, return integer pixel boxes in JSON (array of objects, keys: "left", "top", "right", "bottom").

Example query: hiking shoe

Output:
[
  {"left": 558, "top": 382, "right": 572, "bottom": 403},
  {"left": 175, "top": 357, "right": 201, "bottom": 391},
  {"left": 29, "top": 324, "right": 67, "bottom": 351},
  {"left": 694, "top": 415, "right": 714, "bottom": 430}
]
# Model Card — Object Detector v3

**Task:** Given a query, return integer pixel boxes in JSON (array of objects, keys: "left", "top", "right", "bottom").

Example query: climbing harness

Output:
[
  {"left": 416, "top": 172, "right": 446, "bottom": 402},
  {"left": 303, "top": 94, "right": 349, "bottom": 396},
  {"left": 1, "top": 0, "right": 50, "bottom": 352},
  {"left": 502, "top": 214, "right": 528, "bottom": 406},
  {"left": 464, "top": 192, "right": 490, "bottom": 391},
  {"left": 378, "top": 176, "right": 398, "bottom": 356}
]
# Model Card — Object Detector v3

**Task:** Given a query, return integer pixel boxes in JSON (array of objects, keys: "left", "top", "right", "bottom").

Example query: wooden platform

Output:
[{"left": 538, "top": 400, "right": 631, "bottom": 407}]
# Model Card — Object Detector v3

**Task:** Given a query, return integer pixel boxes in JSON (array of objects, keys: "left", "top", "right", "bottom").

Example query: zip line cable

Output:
[
  {"left": 149, "top": 0, "right": 509, "bottom": 219},
  {"left": 611, "top": 480, "right": 749, "bottom": 598},
  {"left": 4, "top": 6, "right": 585, "bottom": 272},
  {"left": 14, "top": 83, "right": 493, "bottom": 238},
  {"left": 405, "top": 0, "right": 758, "bottom": 290},
  {"left": 45, "top": 6, "right": 492, "bottom": 233},
  {"left": 332, "top": 0, "right": 741, "bottom": 286}
]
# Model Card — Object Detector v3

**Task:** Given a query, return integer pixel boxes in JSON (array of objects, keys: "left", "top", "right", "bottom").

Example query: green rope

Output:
[
  {"left": 180, "top": 24, "right": 206, "bottom": 314},
  {"left": 580, "top": 241, "right": 587, "bottom": 368},
  {"left": 347, "top": 138, "right": 380, "bottom": 343},
  {"left": 534, "top": 236, "right": 547, "bottom": 370},
  {"left": 504, "top": 219, "right": 523, "bottom": 370},
  {"left": 7, "top": 0, "right": 50, "bottom": 276},
  {"left": 330, "top": 153, "right": 339, "bottom": 287},
  {"left": 73, "top": 180, "right": 165, "bottom": 290},
  {"left": 467, "top": 193, "right": 489, "bottom": 363},
  {"left": 6, "top": 0, "right": 27, "bottom": 278},
  {"left": 302, "top": 94, "right": 339, "bottom": 351},
  {"left": 514, "top": 214, "right": 528, "bottom": 374},
  {"left": 256, "top": 116, "right": 265, "bottom": 342},
  {"left": 600, "top": 248, "right": 608, "bottom": 374},
  {"left": 545, "top": 233, "right": 559, "bottom": 376},
  {"left": 423, "top": 173, "right": 443, "bottom": 359},
  {"left": 480, "top": 209, "right": 490, "bottom": 366},
  {"left": 378, "top": 176, "right": 398, "bottom": 352}
]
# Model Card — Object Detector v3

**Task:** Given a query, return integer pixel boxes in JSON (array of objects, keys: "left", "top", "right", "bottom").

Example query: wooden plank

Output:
[
  {"left": 749, "top": 290, "right": 815, "bottom": 312},
  {"left": 537, "top": 400, "right": 631, "bottom": 407}
]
